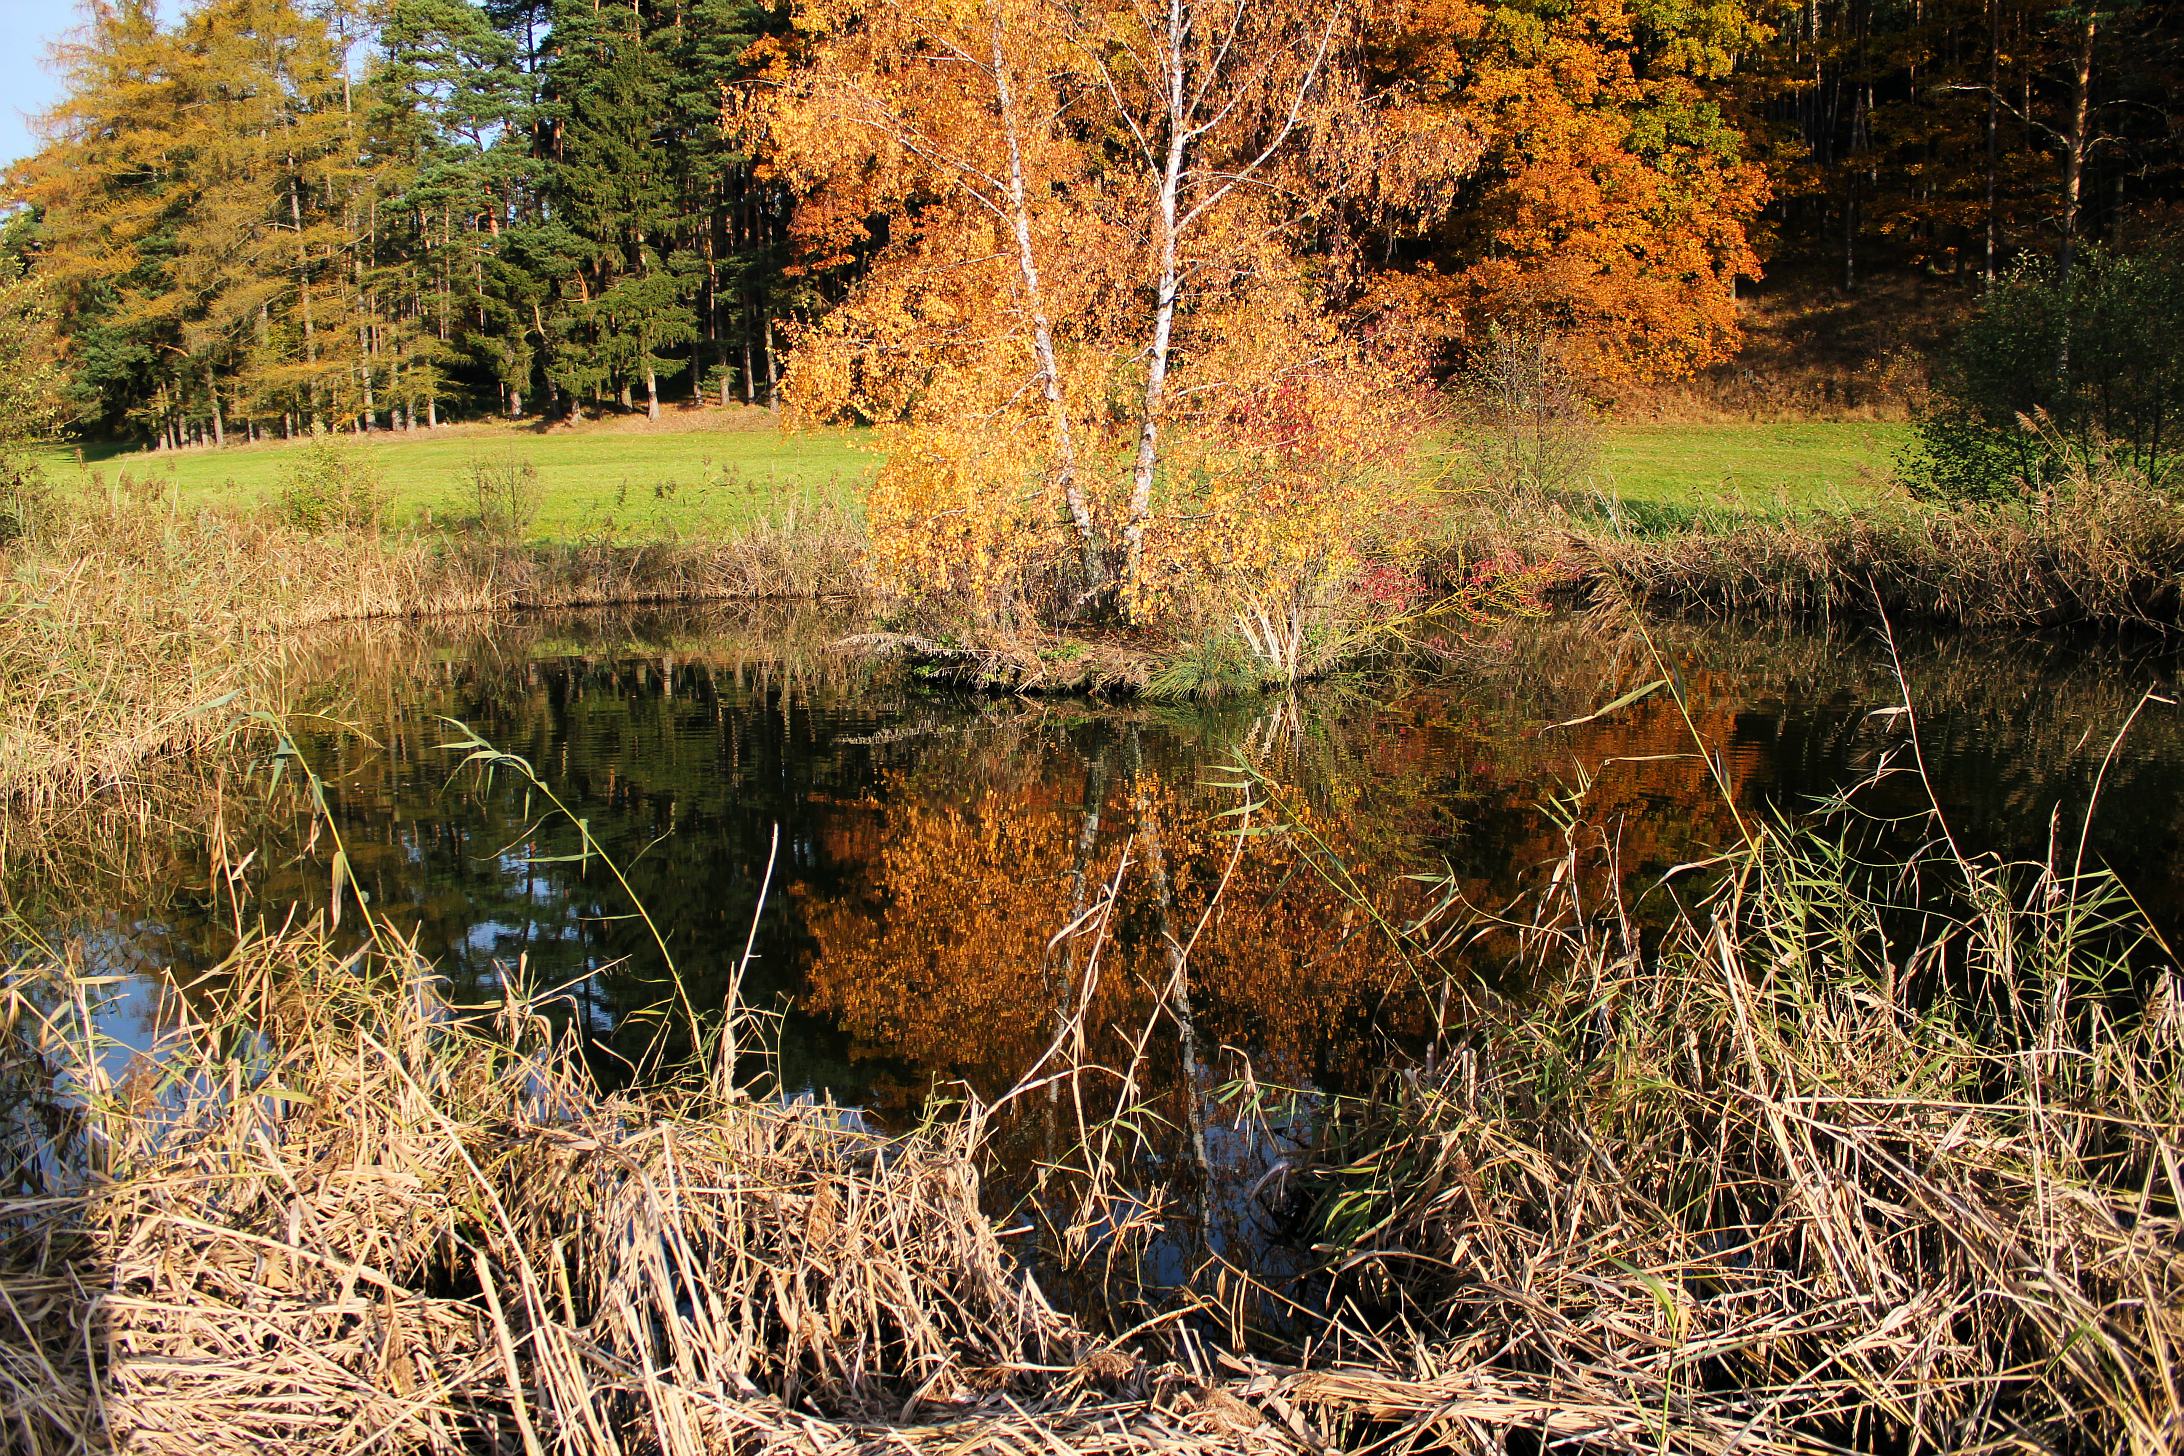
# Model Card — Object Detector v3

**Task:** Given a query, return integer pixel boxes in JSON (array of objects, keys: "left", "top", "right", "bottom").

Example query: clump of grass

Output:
[
  {"left": 468, "top": 451, "right": 542, "bottom": 538},
  {"left": 1141, "top": 629, "right": 1259, "bottom": 701},
  {"left": 0, "top": 451, "right": 51, "bottom": 547},
  {"left": 1436, "top": 460, "right": 2184, "bottom": 630},
  {"left": 0, "top": 922, "right": 1087, "bottom": 1453},
  {"left": 275, "top": 439, "right": 390, "bottom": 533},
  {"left": 1287, "top": 809, "right": 2184, "bottom": 1450}
]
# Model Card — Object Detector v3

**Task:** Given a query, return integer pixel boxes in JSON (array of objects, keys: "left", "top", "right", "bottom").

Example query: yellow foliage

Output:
[
  {"left": 800, "top": 765, "right": 1432, "bottom": 1099},
  {"left": 747, "top": 0, "right": 1476, "bottom": 624}
]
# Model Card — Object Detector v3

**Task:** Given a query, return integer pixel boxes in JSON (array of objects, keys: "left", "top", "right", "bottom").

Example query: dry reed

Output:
[
  {"left": 1439, "top": 466, "right": 2184, "bottom": 631},
  {"left": 0, "top": 496, "right": 867, "bottom": 809},
  {"left": 1294, "top": 823, "right": 2184, "bottom": 1451},
  {"left": 10, "top": 771, "right": 2182, "bottom": 1452}
]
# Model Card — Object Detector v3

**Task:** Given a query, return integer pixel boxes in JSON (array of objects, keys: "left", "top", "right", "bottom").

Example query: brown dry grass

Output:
[
  {"left": 7, "top": 739, "right": 2184, "bottom": 1452},
  {"left": 1302, "top": 834, "right": 2184, "bottom": 1450},
  {"left": 1441, "top": 467, "right": 2184, "bottom": 631},
  {"left": 0, "top": 496, "right": 866, "bottom": 810}
]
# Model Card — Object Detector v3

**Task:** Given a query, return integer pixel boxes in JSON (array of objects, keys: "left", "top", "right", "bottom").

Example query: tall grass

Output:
[
  {"left": 6, "top": 672, "right": 2182, "bottom": 1452},
  {"left": 0, "top": 490, "right": 868, "bottom": 809},
  {"left": 1293, "top": 815, "right": 2184, "bottom": 1450},
  {"left": 1443, "top": 463, "right": 2184, "bottom": 630},
  {"left": 0, "top": 925, "right": 1082, "bottom": 1454}
]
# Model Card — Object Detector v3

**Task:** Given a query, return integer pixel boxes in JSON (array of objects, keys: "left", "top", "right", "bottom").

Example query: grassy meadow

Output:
[
  {"left": 36, "top": 412, "right": 1908, "bottom": 540},
  {"left": 44, "top": 408, "right": 876, "bottom": 540},
  {"left": 1590, "top": 419, "right": 1908, "bottom": 509}
]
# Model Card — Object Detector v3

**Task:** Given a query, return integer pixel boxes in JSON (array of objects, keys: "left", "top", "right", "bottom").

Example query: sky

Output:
[
  {"left": 0, "top": 0, "right": 183, "bottom": 173},
  {"left": 0, "top": 0, "right": 77, "bottom": 171}
]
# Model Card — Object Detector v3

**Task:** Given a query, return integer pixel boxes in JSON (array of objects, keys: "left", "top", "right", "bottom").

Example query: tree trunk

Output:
[
  {"left": 993, "top": 20, "right": 1101, "bottom": 591},
  {"left": 1983, "top": 0, "right": 2000, "bottom": 287},
  {"left": 2057, "top": 8, "right": 2096, "bottom": 276},
  {"left": 205, "top": 366, "right": 225, "bottom": 448},
  {"left": 1123, "top": 0, "right": 1190, "bottom": 614},
  {"left": 645, "top": 367, "right": 660, "bottom": 422},
  {"left": 290, "top": 169, "right": 321, "bottom": 433},
  {"left": 763, "top": 313, "right": 779, "bottom": 407}
]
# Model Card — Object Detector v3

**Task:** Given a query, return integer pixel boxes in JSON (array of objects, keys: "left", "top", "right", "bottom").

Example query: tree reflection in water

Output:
[{"left": 12, "top": 606, "right": 2182, "bottom": 1292}]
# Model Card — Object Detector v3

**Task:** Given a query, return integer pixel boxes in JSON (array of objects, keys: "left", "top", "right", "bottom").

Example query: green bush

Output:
[
  {"left": 469, "top": 453, "right": 541, "bottom": 537},
  {"left": 276, "top": 439, "right": 389, "bottom": 532},
  {"left": 1907, "top": 247, "right": 2184, "bottom": 500}
]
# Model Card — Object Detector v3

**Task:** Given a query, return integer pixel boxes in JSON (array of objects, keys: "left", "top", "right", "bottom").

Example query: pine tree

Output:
[{"left": 540, "top": 0, "right": 690, "bottom": 419}]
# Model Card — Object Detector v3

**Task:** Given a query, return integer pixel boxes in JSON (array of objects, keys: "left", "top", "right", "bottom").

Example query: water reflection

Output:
[{"left": 13, "top": 608, "right": 2183, "bottom": 1121}]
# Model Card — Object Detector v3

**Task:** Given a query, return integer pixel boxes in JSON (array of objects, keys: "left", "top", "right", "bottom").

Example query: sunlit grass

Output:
[
  {"left": 35, "top": 408, "right": 874, "bottom": 541},
  {"left": 1592, "top": 419, "right": 1908, "bottom": 508},
  {"left": 34, "top": 414, "right": 1906, "bottom": 543}
]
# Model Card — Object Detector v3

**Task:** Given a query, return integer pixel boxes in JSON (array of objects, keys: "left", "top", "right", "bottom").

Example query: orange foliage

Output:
[
  {"left": 1368, "top": 0, "right": 1771, "bottom": 386},
  {"left": 799, "top": 764, "right": 1432, "bottom": 1101},
  {"left": 743, "top": 0, "right": 1477, "bottom": 623}
]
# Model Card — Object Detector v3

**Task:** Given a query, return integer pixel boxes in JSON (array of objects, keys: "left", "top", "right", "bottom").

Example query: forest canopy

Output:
[{"left": 3, "top": 0, "right": 2173, "bottom": 452}]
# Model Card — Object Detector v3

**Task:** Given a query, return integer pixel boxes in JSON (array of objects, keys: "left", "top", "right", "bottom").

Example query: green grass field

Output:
[
  {"left": 43, "top": 410, "right": 875, "bottom": 540},
  {"left": 1593, "top": 421, "right": 1909, "bottom": 509},
  {"left": 36, "top": 414, "right": 1910, "bottom": 541}
]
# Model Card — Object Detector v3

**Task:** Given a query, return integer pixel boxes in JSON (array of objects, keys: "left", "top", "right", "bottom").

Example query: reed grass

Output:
[
  {"left": 6, "top": 682, "right": 2182, "bottom": 1452},
  {"left": 0, "top": 493, "right": 867, "bottom": 810},
  {"left": 1, "top": 924, "right": 1088, "bottom": 1454},
  {"left": 1291, "top": 817, "right": 2184, "bottom": 1451},
  {"left": 1448, "top": 465, "right": 2184, "bottom": 631}
]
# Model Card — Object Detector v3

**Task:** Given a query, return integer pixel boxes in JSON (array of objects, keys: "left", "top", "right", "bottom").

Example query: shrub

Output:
[
  {"left": 469, "top": 452, "right": 541, "bottom": 537},
  {"left": 276, "top": 439, "right": 388, "bottom": 532},
  {"left": 1458, "top": 322, "right": 1600, "bottom": 497},
  {"left": 1907, "top": 246, "right": 2184, "bottom": 501}
]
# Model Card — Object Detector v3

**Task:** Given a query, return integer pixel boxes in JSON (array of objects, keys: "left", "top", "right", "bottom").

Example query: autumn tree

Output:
[
  {"left": 9, "top": 0, "right": 372, "bottom": 444},
  {"left": 1362, "top": 0, "right": 1771, "bottom": 387},
  {"left": 752, "top": 0, "right": 1475, "bottom": 623}
]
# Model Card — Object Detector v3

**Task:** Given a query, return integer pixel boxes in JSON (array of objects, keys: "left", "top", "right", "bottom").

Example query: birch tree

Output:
[{"left": 754, "top": 0, "right": 1475, "bottom": 622}]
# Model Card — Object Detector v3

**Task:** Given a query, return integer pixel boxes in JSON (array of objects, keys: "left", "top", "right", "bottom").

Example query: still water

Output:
[{"left": 32, "top": 605, "right": 2184, "bottom": 1128}]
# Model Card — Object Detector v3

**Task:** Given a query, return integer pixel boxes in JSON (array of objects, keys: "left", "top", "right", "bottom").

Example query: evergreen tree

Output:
[{"left": 540, "top": 0, "right": 689, "bottom": 419}]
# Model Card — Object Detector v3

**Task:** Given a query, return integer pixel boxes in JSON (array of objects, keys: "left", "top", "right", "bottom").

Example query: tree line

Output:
[
  {"left": 1, "top": 0, "right": 2176, "bottom": 451},
  {"left": 3, "top": 0, "right": 800, "bottom": 446}
]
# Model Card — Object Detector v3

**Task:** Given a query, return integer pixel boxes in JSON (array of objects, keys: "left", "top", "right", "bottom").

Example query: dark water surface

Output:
[
  {"left": 18, "top": 606, "right": 2184, "bottom": 1292},
  {"left": 34, "top": 605, "right": 2184, "bottom": 1125}
]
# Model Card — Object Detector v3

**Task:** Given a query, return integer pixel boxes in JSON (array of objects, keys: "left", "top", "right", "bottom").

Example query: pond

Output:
[{"left": 15, "top": 605, "right": 2184, "bottom": 1283}]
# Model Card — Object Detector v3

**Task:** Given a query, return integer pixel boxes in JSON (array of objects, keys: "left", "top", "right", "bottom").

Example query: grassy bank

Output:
[
  {"left": 0, "top": 494, "right": 863, "bottom": 809},
  {"left": 1446, "top": 468, "right": 2184, "bottom": 632},
  {"left": 4, "top": 732, "right": 2178, "bottom": 1452},
  {"left": 7, "top": 422, "right": 2176, "bottom": 820}
]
